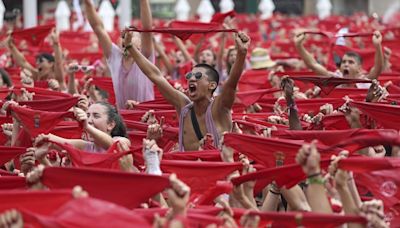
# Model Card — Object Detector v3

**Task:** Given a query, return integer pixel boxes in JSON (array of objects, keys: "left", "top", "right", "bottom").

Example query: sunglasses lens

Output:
[
  {"left": 186, "top": 72, "right": 203, "bottom": 80},
  {"left": 195, "top": 72, "right": 202, "bottom": 80}
]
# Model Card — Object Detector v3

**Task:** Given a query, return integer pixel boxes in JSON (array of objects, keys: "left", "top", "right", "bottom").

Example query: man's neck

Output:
[{"left": 192, "top": 97, "right": 211, "bottom": 116}]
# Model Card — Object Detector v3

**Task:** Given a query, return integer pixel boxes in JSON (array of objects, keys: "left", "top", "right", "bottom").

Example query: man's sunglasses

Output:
[{"left": 185, "top": 72, "right": 203, "bottom": 80}]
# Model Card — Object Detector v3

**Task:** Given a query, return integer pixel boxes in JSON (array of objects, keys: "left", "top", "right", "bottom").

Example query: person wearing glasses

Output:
[
  {"left": 83, "top": 0, "right": 154, "bottom": 109},
  {"left": 6, "top": 30, "right": 66, "bottom": 91},
  {"left": 123, "top": 30, "right": 250, "bottom": 151}
]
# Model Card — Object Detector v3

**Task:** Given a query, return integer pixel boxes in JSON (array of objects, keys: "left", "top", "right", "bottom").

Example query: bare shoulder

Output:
[{"left": 211, "top": 96, "right": 231, "bottom": 119}]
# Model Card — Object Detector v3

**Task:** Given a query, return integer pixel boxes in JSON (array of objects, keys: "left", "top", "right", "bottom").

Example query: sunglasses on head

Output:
[{"left": 185, "top": 72, "right": 203, "bottom": 80}]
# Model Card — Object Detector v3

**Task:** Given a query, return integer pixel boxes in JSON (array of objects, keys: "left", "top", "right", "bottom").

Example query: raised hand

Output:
[
  {"left": 295, "top": 140, "right": 321, "bottom": 176},
  {"left": 198, "top": 133, "right": 214, "bottom": 150},
  {"left": 372, "top": 31, "right": 382, "bottom": 47},
  {"left": 167, "top": 173, "right": 190, "bottom": 216},
  {"left": 235, "top": 32, "right": 250, "bottom": 54},
  {"left": 280, "top": 76, "right": 294, "bottom": 100},
  {"left": 20, "top": 149, "right": 36, "bottom": 174},
  {"left": 76, "top": 95, "right": 89, "bottom": 111},
  {"left": 74, "top": 107, "right": 88, "bottom": 129},
  {"left": 125, "top": 100, "right": 139, "bottom": 110},
  {"left": 142, "top": 139, "right": 163, "bottom": 175},
  {"left": 146, "top": 116, "right": 164, "bottom": 141},
  {"left": 294, "top": 32, "right": 306, "bottom": 46}
]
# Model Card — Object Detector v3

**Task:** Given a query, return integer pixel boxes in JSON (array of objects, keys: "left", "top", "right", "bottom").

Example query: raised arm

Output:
[
  {"left": 6, "top": 34, "right": 38, "bottom": 79},
  {"left": 83, "top": 0, "right": 113, "bottom": 58},
  {"left": 216, "top": 32, "right": 250, "bottom": 110},
  {"left": 124, "top": 31, "right": 189, "bottom": 110},
  {"left": 296, "top": 141, "right": 333, "bottom": 213},
  {"left": 49, "top": 30, "right": 67, "bottom": 91},
  {"left": 281, "top": 77, "right": 302, "bottom": 130},
  {"left": 140, "top": 0, "right": 153, "bottom": 58},
  {"left": 366, "top": 31, "right": 384, "bottom": 80},
  {"left": 173, "top": 36, "right": 193, "bottom": 63},
  {"left": 294, "top": 32, "right": 331, "bottom": 77},
  {"left": 153, "top": 38, "right": 174, "bottom": 76},
  {"left": 75, "top": 107, "right": 114, "bottom": 150}
]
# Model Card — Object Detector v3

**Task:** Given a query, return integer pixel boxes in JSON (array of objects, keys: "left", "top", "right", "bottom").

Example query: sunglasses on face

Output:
[
  {"left": 185, "top": 72, "right": 203, "bottom": 80},
  {"left": 36, "top": 57, "right": 44, "bottom": 64}
]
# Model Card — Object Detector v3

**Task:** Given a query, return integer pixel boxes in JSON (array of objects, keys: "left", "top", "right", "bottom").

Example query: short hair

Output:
[
  {"left": 95, "top": 101, "right": 127, "bottom": 138},
  {"left": 36, "top": 53, "right": 55, "bottom": 63},
  {"left": 94, "top": 86, "right": 109, "bottom": 100},
  {"left": 194, "top": 63, "right": 219, "bottom": 94},
  {"left": 343, "top": 52, "right": 362, "bottom": 65}
]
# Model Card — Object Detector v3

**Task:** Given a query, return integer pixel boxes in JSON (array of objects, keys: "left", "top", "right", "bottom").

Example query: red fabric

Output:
[
  {"left": 236, "top": 88, "right": 280, "bottom": 106},
  {"left": 239, "top": 210, "right": 366, "bottom": 228},
  {"left": 12, "top": 86, "right": 72, "bottom": 99},
  {"left": 339, "top": 157, "right": 400, "bottom": 173},
  {"left": 0, "top": 146, "right": 27, "bottom": 166},
  {"left": 321, "top": 113, "right": 351, "bottom": 130},
  {"left": 320, "top": 88, "right": 368, "bottom": 99},
  {"left": 0, "top": 176, "right": 26, "bottom": 190},
  {"left": 350, "top": 101, "right": 400, "bottom": 129},
  {"left": 163, "top": 150, "right": 223, "bottom": 161},
  {"left": 9, "top": 105, "right": 77, "bottom": 137},
  {"left": 324, "top": 129, "right": 400, "bottom": 152},
  {"left": 124, "top": 120, "right": 178, "bottom": 141},
  {"left": 354, "top": 169, "right": 400, "bottom": 222},
  {"left": 51, "top": 141, "right": 129, "bottom": 170},
  {"left": 278, "top": 98, "right": 345, "bottom": 115},
  {"left": 272, "top": 129, "right": 399, "bottom": 152},
  {"left": 128, "top": 23, "right": 237, "bottom": 41},
  {"left": 231, "top": 160, "right": 331, "bottom": 190},
  {"left": 134, "top": 102, "right": 174, "bottom": 111},
  {"left": 160, "top": 160, "right": 242, "bottom": 200},
  {"left": 50, "top": 122, "right": 83, "bottom": 139},
  {"left": 50, "top": 197, "right": 150, "bottom": 227},
  {"left": 12, "top": 24, "right": 54, "bottom": 46},
  {"left": 194, "top": 181, "right": 233, "bottom": 205},
  {"left": 291, "top": 76, "right": 371, "bottom": 94},
  {"left": 17, "top": 96, "right": 78, "bottom": 112},
  {"left": 120, "top": 109, "right": 178, "bottom": 127},
  {"left": 0, "top": 189, "right": 73, "bottom": 215},
  {"left": 67, "top": 52, "right": 103, "bottom": 64},
  {"left": 90, "top": 77, "right": 116, "bottom": 105},
  {"left": 211, "top": 10, "right": 236, "bottom": 24},
  {"left": 238, "top": 69, "right": 270, "bottom": 92},
  {"left": 224, "top": 133, "right": 337, "bottom": 168},
  {"left": 41, "top": 166, "right": 170, "bottom": 209},
  {"left": 132, "top": 149, "right": 224, "bottom": 167}
]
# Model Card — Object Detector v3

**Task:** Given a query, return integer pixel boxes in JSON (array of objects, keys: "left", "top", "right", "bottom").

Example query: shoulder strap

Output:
[{"left": 190, "top": 107, "right": 203, "bottom": 141}]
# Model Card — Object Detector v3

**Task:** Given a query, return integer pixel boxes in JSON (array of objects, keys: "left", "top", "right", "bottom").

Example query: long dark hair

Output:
[{"left": 96, "top": 102, "right": 127, "bottom": 137}]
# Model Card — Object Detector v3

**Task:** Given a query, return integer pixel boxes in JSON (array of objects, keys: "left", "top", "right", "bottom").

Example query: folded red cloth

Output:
[
  {"left": 41, "top": 166, "right": 170, "bottom": 209},
  {"left": 8, "top": 105, "right": 77, "bottom": 137},
  {"left": 12, "top": 24, "right": 54, "bottom": 46}
]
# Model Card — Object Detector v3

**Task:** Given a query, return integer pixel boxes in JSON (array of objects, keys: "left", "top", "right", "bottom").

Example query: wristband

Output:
[
  {"left": 124, "top": 44, "right": 133, "bottom": 50},
  {"left": 306, "top": 176, "right": 325, "bottom": 185},
  {"left": 288, "top": 102, "right": 298, "bottom": 110},
  {"left": 269, "top": 189, "right": 281, "bottom": 195},
  {"left": 307, "top": 172, "right": 321, "bottom": 179}
]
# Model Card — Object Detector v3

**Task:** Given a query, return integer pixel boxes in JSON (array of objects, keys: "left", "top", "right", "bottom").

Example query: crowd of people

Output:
[{"left": 0, "top": 0, "right": 399, "bottom": 227}]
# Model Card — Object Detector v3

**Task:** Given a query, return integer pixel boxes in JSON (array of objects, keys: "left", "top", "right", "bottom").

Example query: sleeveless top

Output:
[{"left": 178, "top": 100, "right": 219, "bottom": 151}]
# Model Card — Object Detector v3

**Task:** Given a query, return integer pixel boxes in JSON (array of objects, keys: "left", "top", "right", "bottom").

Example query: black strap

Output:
[{"left": 190, "top": 107, "right": 203, "bottom": 140}]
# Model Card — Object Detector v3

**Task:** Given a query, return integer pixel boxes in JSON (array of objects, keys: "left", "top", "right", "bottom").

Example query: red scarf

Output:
[
  {"left": 161, "top": 160, "right": 242, "bottom": 200},
  {"left": 12, "top": 24, "right": 54, "bottom": 46},
  {"left": 0, "top": 146, "right": 27, "bottom": 166},
  {"left": 8, "top": 105, "right": 77, "bottom": 137},
  {"left": 41, "top": 166, "right": 170, "bottom": 209}
]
